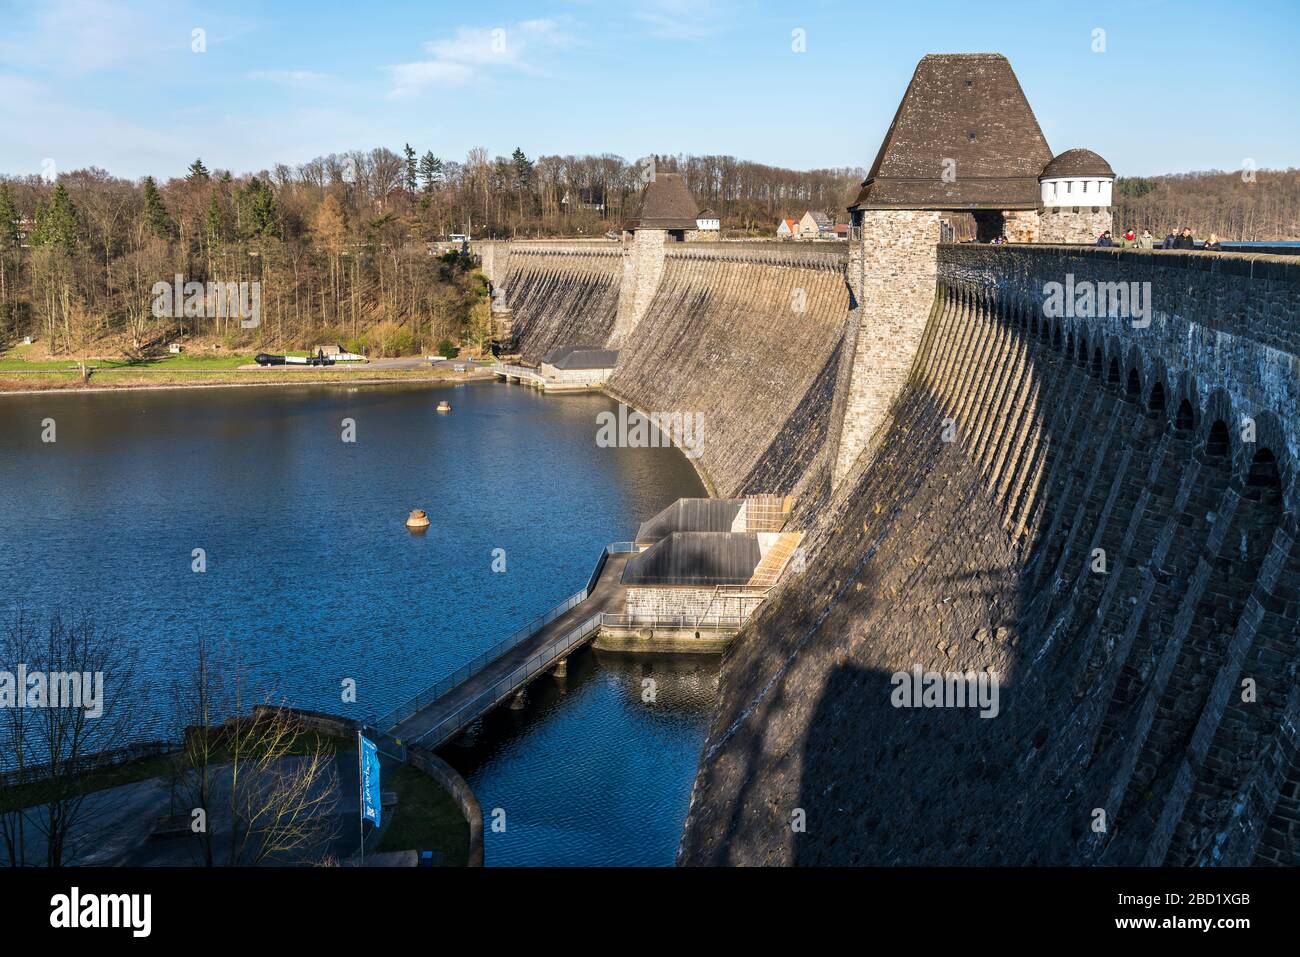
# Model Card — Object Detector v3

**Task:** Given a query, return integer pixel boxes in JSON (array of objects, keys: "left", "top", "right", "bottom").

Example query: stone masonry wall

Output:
[
  {"left": 680, "top": 247, "right": 1300, "bottom": 867},
  {"left": 625, "top": 586, "right": 765, "bottom": 620},
  {"left": 1038, "top": 207, "right": 1114, "bottom": 244},
  {"left": 830, "top": 209, "right": 942, "bottom": 486},
  {"left": 610, "top": 229, "right": 667, "bottom": 347},
  {"left": 1002, "top": 210, "right": 1040, "bottom": 244},
  {"left": 608, "top": 245, "right": 850, "bottom": 498},
  {"left": 495, "top": 245, "right": 625, "bottom": 359}
]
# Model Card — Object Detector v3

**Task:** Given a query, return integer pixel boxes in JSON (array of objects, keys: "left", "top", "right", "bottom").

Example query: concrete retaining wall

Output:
[{"left": 408, "top": 747, "right": 485, "bottom": 867}]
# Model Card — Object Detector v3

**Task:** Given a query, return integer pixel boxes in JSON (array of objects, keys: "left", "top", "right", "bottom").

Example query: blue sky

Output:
[{"left": 1, "top": 0, "right": 1296, "bottom": 181}]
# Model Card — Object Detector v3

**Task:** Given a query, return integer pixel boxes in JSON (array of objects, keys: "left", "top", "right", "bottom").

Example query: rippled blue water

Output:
[{"left": 0, "top": 380, "right": 713, "bottom": 864}]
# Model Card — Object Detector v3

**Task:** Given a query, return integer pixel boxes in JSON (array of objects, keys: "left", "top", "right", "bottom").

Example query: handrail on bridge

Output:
[
  {"left": 491, "top": 361, "right": 543, "bottom": 380},
  {"left": 374, "top": 542, "right": 640, "bottom": 733},
  {"left": 412, "top": 612, "right": 604, "bottom": 749}
]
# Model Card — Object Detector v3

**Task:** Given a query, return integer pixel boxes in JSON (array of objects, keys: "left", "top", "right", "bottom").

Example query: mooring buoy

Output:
[
  {"left": 405, "top": 508, "right": 430, "bottom": 531},
  {"left": 436, "top": 400, "right": 452, "bottom": 413}
]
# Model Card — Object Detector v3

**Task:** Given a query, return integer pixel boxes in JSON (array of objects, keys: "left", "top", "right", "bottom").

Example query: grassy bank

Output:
[
  {"left": 0, "top": 364, "right": 493, "bottom": 393},
  {"left": 0, "top": 341, "right": 495, "bottom": 393},
  {"left": 0, "top": 750, "right": 181, "bottom": 814},
  {"left": 375, "top": 763, "right": 471, "bottom": 865}
]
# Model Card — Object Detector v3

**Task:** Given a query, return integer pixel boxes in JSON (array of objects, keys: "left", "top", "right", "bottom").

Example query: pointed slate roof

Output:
[
  {"left": 850, "top": 53, "right": 1053, "bottom": 211},
  {"left": 635, "top": 172, "right": 700, "bottom": 229}
]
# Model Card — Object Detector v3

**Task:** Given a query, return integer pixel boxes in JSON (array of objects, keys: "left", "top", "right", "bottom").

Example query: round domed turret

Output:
[
  {"left": 1040, "top": 148, "right": 1115, "bottom": 208},
  {"left": 1041, "top": 148, "right": 1114, "bottom": 180}
]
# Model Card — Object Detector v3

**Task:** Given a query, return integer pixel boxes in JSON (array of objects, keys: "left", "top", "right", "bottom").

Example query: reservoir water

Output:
[{"left": 0, "top": 380, "right": 711, "bottom": 865}]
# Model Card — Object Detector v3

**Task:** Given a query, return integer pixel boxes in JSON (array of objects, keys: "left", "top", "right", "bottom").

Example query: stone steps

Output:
[
  {"left": 1074, "top": 430, "right": 1194, "bottom": 699},
  {"left": 1124, "top": 482, "right": 1283, "bottom": 816}
]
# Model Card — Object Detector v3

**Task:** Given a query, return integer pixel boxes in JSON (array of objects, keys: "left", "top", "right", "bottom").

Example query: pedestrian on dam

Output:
[
  {"left": 1173, "top": 227, "right": 1196, "bottom": 250},
  {"left": 1139, "top": 229, "right": 1155, "bottom": 249},
  {"left": 1204, "top": 233, "right": 1223, "bottom": 251},
  {"left": 1163, "top": 231, "right": 1177, "bottom": 248},
  {"left": 1096, "top": 230, "right": 1115, "bottom": 247},
  {"left": 1122, "top": 229, "right": 1137, "bottom": 247}
]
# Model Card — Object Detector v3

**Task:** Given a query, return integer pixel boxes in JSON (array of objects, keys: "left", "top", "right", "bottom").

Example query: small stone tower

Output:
[
  {"left": 1037, "top": 148, "right": 1115, "bottom": 244},
  {"left": 611, "top": 172, "right": 702, "bottom": 345}
]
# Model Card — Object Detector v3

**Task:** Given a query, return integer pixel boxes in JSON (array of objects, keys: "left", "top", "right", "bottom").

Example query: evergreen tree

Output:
[
  {"left": 0, "top": 183, "right": 20, "bottom": 251},
  {"left": 403, "top": 144, "right": 418, "bottom": 193},
  {"left": 188, "top": 158, "right": 210, "bottom": 180},
  {"left": 238, "top": 177, "right": 280, "bottom": 239},
  {"left": 32, "top": 183, "right": 78, "bottom": 250},
  {"left": 418, "top": 151, "right": 443, "bottom": 193},
  {"left": 204, "top": 191, "right": 228, "bottom": 252},
  {"left": 511, "top": 147, "right": 533, "bottom": 191},
  {"left": 142, "top": 176, "right": 177, "bottom": 240}
]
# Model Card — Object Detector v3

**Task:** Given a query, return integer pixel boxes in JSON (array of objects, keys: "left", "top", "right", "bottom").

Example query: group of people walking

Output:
[{"left": 1096, "top": 226, "right": 1224, "bottom": 251}]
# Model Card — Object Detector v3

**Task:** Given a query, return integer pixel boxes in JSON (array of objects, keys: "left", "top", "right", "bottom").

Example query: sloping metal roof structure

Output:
[
  {"left": 621, "top": 532, "right": 762, "bottom": 587},
  {"left": 541, "top": 344, "right": 620, "bottom": 369},
  {"left": 635, "top": 498, "right": 744, "bottom": 541}
]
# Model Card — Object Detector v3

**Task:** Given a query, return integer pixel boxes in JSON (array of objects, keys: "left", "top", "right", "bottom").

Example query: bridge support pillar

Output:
[
  {"left": 454, "top": 719, "right": 482, "bottom": 747},
  {"left": 553, "top": 658, "right": 568, "bottom": 679},
  {"left": 509, "top": 690, "right": 527, "bottom": 710}
]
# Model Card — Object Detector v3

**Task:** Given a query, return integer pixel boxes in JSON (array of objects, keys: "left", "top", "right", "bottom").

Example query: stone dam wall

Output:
[
  {"left": 485, "top": 237, "right": 1300, "bottom": 866},
  {"left": 481, "top": 239, "right": 850, "bottom": 498},
  {"left": 677, "top": 245, "right": 1300, "bottom": 866},
  {"left": 483, "top": 242, "right": 625, "bottom": 359},
  {"left": 607, "top": 244, "right": 849, "bottom": 498}
]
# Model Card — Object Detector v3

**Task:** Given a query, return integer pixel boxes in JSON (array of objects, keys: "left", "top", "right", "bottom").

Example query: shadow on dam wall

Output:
[{"left": 680, "top": 271, "right": 1299, "bottom": 866}]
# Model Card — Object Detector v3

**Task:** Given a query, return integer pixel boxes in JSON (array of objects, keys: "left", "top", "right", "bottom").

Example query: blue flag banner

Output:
[{"left": 359, "top": 734, "right": 381, "bottom": 828}]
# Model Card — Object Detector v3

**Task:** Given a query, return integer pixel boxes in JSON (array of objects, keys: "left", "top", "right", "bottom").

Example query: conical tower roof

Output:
[
  {"left": 634, "top": 172, "right": 699, "bottom": 229},
  {"left": 850, "top": 53, "right": 1053, "bottom": 212}
]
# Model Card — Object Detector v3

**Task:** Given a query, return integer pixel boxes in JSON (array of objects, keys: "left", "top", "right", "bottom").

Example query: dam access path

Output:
[{"left": 375, "top": 545, "right": 637, "bottom": 750}]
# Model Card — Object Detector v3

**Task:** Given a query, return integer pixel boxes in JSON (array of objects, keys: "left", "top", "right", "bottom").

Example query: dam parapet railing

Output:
[{"left": 373, "top": 541, "right": 639, "bottom": 733}]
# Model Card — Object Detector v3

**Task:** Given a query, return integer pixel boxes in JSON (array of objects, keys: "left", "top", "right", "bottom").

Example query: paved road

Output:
[
  {"left": 391, "top": 551, "right": 633, "bottom": 747},
  {"left": 234, "top": 358, "right": 493, "bottom": 371}
]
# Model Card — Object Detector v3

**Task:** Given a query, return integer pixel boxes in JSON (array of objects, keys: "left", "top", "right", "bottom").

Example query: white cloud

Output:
[
  {"left": 385, "top": 19, "right": 572, "bottom": 98},
  {"left": 632, "top": 0, "right": 733, "bottom": 41}
]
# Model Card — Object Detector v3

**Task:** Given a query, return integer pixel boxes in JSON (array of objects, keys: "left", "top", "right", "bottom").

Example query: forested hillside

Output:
[
  {"left": 0, "top": 147, "right": 863, "bottom": 357},
  {"left": 1113, "top": 167, "right": 1300, "bottom": 240}
]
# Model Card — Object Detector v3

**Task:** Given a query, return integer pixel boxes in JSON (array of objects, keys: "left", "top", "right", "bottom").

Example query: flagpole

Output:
[{"left": 357, "top": 729, "right": 365, "bottom": 865}]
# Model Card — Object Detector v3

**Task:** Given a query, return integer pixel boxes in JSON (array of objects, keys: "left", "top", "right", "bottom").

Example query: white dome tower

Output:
[{"left": 1038, "top": 148, "right": 1115, "bottom": 244}]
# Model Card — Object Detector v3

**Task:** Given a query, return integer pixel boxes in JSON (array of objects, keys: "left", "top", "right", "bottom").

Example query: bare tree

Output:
[
  {"left": 0, "top": 612, "right": 139, "bottom": 866},
  {"left": 174, "top": 636, "right": 339, "bottom": 867}
]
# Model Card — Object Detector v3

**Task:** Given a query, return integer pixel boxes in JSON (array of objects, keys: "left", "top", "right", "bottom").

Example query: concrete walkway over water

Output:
[{"left": 390, "top": 551, "right": 634, "bottom": 748}]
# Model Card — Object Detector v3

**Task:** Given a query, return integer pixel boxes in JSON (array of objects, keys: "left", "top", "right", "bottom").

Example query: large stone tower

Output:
[{"left": 831, "top": 53, "right": 1055, "bottom": 487}]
